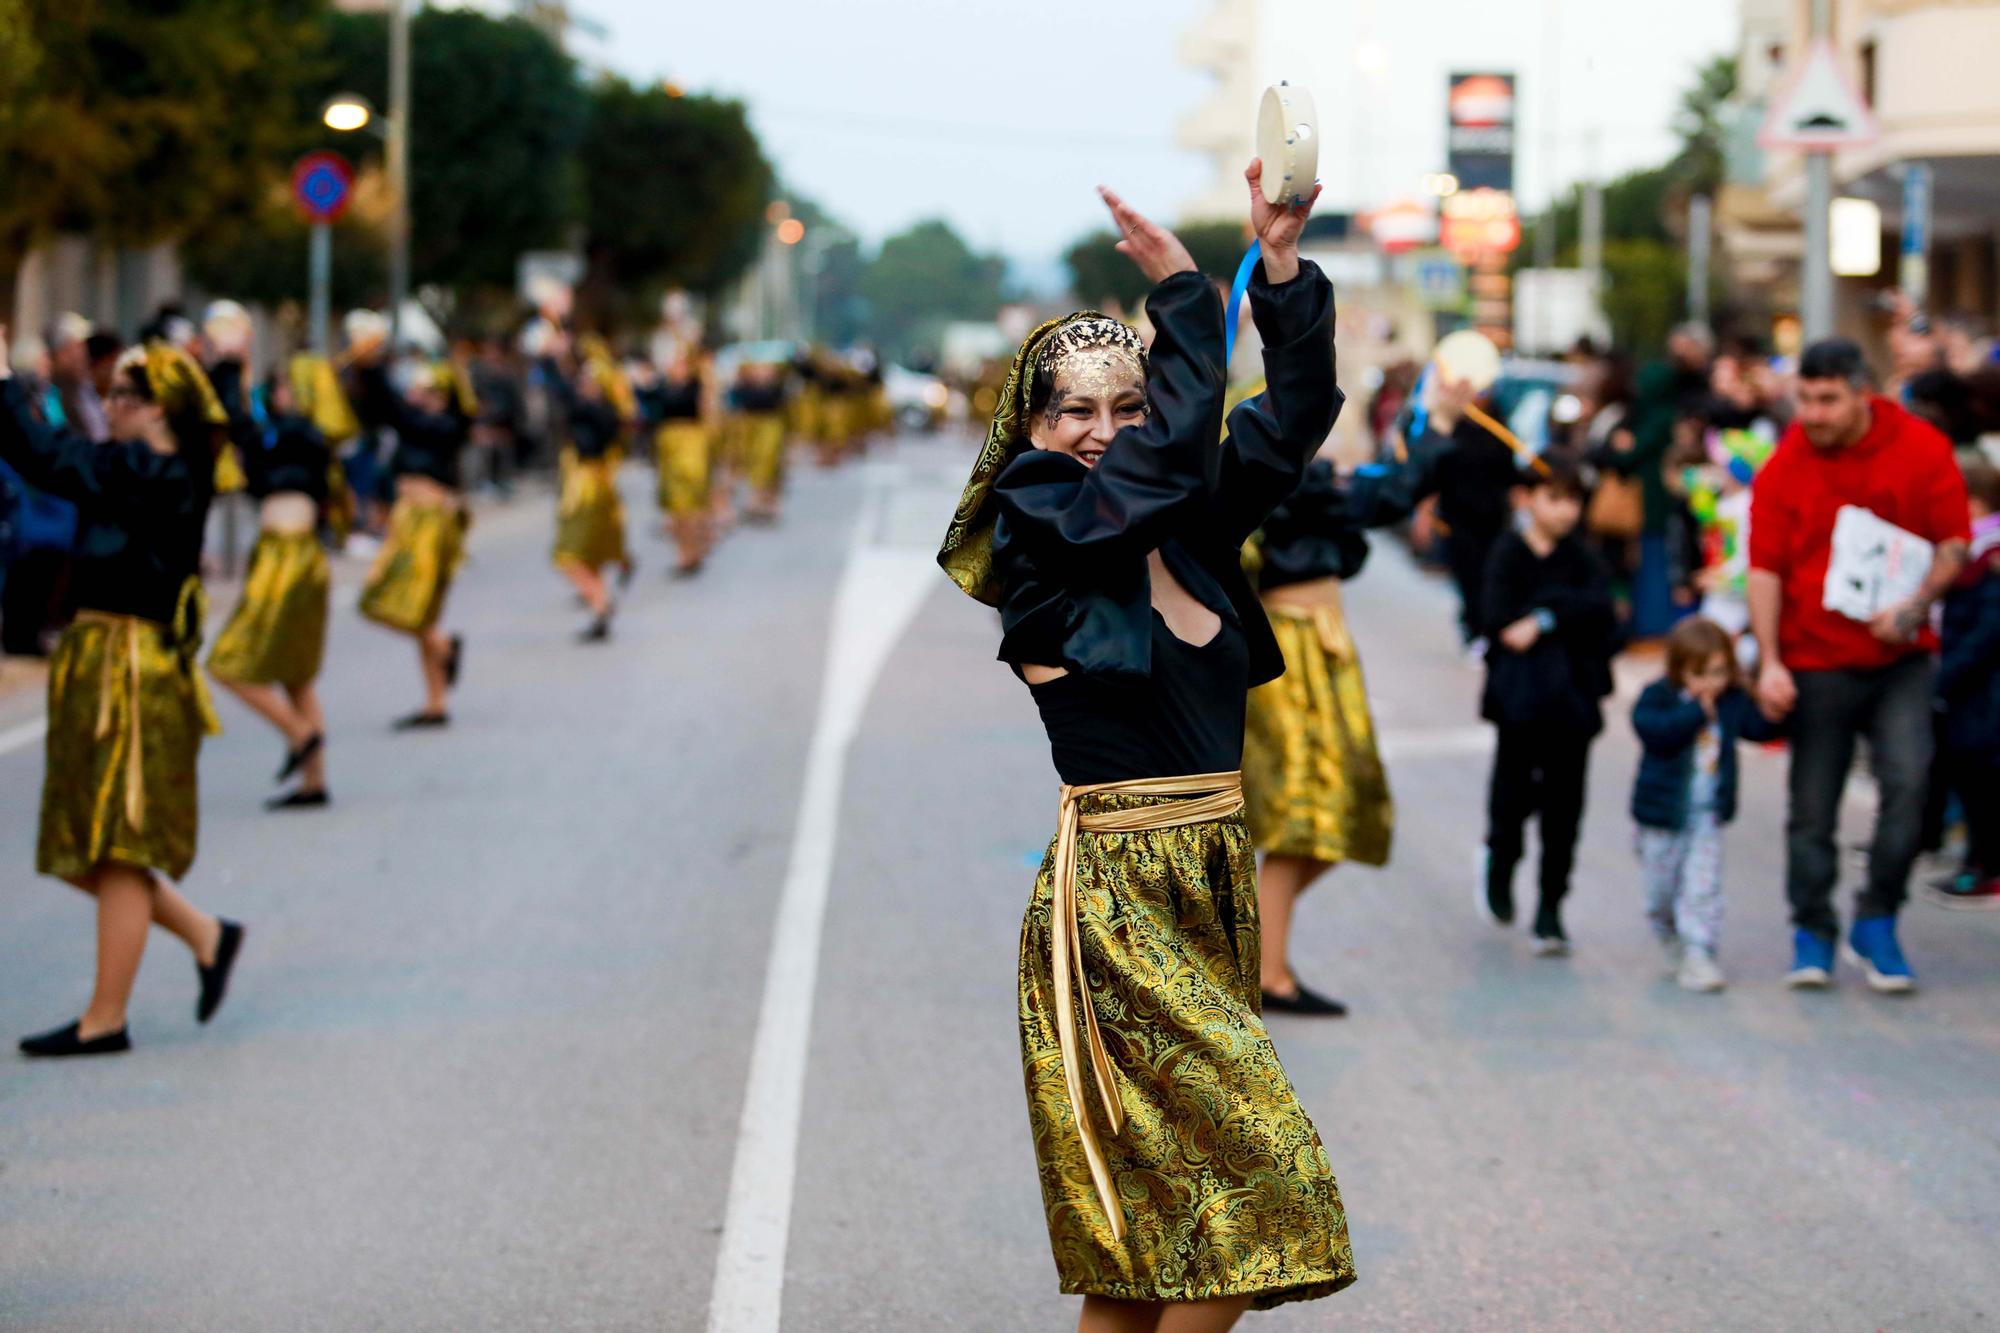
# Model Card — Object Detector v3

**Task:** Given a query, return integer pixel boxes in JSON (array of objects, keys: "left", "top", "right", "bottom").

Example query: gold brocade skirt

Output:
[
  {"left": 655, "top": 421, "right": 712, "bottom": 516},
  {"left": 360, "top": 495, "right": 465, "bottom": 634},
  {"left": 552, "top": 456, "right": 628, "bottom": 572},
  {"left": 208, "top": 530, "right": 330, "bottom": 688},
  {"left": 39, "top": 615, "right": 212, "bottom": 882},
  {"left": 1242, "top": 598, "right": 1394, "bottom": 866},
  {"left": 743, "top": 413, "right": 787, "bottom": 492},
  {"left": 1020, "top": 795, "right": 1356, "bottom": 1307}
]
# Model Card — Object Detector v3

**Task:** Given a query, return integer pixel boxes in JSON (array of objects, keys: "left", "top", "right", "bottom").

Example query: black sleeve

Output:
[
  {"left": 1339, "top": 419, "right": 1456, "bottom": 528},
  {"left": 991, "top": 270, "right": 1226, "bottom": 570},
  {"left": 1723, "top": 687, "right": 1786, "bottom": 743},
  {"left": 1631, "top": 684, "right": 1706, "bottom": 752},
  {"left": 1210, "top": 261, "right": 1341, "bottom": 543},
  {"left": 1479, "top": 536, "right": 1527, "bottom": 638},
  {"left": 0, "top": 377, "right": 179, "bottom": 515}
]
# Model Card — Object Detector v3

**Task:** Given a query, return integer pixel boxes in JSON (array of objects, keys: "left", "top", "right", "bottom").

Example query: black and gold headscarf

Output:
[
  {"left": 137, "top": 342, "right": 229, "bottom": 433},
  {"left": 937, "top": 312, "right": 1146, "bottom": 606}
]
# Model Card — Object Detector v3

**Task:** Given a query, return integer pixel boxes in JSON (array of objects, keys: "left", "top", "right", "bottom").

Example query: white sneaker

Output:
[
  {"left": 1677, "top": 949, "right": 1726, "bottom": 993},
  {"left": 1656, "top": 932, "right": 1683, "bottom": 977},
  {"left": 1530, "top": 934, "right": 1571, "bottom": 958}
]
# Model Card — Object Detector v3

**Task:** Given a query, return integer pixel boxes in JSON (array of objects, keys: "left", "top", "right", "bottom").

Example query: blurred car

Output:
[{"left": 883, "top": 364, "right": 947, "bottom": 433}]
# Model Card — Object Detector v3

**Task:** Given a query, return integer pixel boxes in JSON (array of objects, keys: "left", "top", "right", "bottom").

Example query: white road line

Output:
[
  {"left": 706, "top": 474, "right": 939, "bottom": 1333},
  {"left": 0, "top": 715, "right": 47, "bottom": 757}
]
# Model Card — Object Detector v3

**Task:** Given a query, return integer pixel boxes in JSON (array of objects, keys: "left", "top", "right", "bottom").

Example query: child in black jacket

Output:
[{"left": 1479, "top": 456, "right": 1619, "bottom": 953}]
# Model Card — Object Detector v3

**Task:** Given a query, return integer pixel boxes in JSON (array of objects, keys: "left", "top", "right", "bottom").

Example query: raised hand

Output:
[
  {"left": 1099, "top": 186, "right": 1197, "bottom": 285},
  {"left": 1245, "top": 157, "right": 1321, "bottom": 283}
]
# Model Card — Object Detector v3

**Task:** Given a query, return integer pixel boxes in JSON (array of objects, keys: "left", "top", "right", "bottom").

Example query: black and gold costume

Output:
[
  {"left": 551, "top": 378, "right": 628, "bottom": 573},
  {"left": 208, "top": 414, "right": 332, "bottom": 689},
  {"left": 649, "top": 372, "right": 711, "bottom": 519},
  {"left": 939, "top": 263, "right": 1356, "bottom": 1308},
  {"left": 1241, "top": 437, "right": 1453, "bottom": 864},
  {"left": 735, "top": 376, "right": 789, "bottom": 500},
  {"left": 355, "top": 363, "right": 471, "bottom": 634},
  {"left": 0, "top": 351, "right": 224, "bottom": 882}
]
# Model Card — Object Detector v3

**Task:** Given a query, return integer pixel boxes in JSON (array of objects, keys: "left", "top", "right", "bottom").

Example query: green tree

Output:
[
  {"left": 310, "top": 7, "right": 586, "bottom": 294},
  {"left": 1067, "top": 219, "right": 1252, "bottom": 311},
  {"left": 1669, "top": 55, "right": 1740, "bottom": 198},
  {"left": 1, "top": 0, "right": 327, "bottom": 316},
  {"left": 576, "top": 78, "right": 771, "bottom": 328},
  {"left": 859, "top": 219, "right": 1005, "bottom": 363}
]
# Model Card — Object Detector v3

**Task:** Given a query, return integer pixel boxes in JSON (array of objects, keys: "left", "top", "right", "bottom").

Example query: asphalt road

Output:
[{"left": 3, "top": 433, "right": 1996, "bottom": 1332}]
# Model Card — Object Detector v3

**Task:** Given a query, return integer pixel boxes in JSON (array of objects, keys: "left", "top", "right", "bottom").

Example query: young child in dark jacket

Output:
[
  {"left": 1932, "top": 461, "right": 2000, "bottom": 905},
  {"left": 1479, "top": 456, "right": 1619, "bottom": 955},
  {"left": 1631, "top": 617, "right": 1784, "bottom": 991}
]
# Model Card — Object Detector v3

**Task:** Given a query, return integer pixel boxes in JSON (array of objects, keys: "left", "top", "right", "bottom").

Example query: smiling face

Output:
[{"left": 1025, "top": 318, "right": 1148, "bottom": 468}]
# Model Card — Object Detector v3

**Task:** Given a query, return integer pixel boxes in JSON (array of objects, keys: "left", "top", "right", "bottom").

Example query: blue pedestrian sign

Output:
[{"left": 292, "top": 152, "right": 354, "bottom": 223}]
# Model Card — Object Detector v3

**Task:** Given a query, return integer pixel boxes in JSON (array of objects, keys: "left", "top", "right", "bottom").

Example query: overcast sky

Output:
[{"left": 566, "top": 0, "right": 1740, "bottom": 278}]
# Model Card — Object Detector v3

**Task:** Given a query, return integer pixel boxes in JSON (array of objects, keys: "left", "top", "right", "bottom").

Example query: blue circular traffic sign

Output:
[{"left": 292, "top": 152, "right": 354, "bottom": 223}]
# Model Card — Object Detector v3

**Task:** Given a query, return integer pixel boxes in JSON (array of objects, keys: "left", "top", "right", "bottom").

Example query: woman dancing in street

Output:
[
  {"left": 208, "top": 374, "right": 335, "bottom": 808},
  {"left": 354, "top": 336, "right": 473, "bottom": 728},
  {"left": 650, "top": 344, "right": 716, "bottom": 576},
  {"left": 552, "top": 357, "right": 629, "bottom": 640},
  {"left": 0, "top": 327, "right": 246, "bottom": 1057},
  {"left": 937, "top": 162, "right": 1354, "bottom": 1331}
]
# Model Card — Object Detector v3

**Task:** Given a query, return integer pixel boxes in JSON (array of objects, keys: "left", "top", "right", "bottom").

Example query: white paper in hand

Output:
[{"left": 1822, "top": 505, "right": 1933, "bottom": 621}]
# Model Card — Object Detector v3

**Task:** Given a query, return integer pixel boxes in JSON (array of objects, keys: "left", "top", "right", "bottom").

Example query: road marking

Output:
[
  {"left": 0, "top": 716, "right": 47, "bottom": 757},
  {"left": 706, "top": 470, "right": 938, "bottom": 1333}
]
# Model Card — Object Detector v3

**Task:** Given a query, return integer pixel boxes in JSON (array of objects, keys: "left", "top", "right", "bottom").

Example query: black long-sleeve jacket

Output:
[
  {"left": 0, "top": 378, "right": 211, "bottom": 624},
  {"left": 1251, "top": 423, "right": 1456, "bottom": 588},
  {"left": 354, "top": 363, "right": 469, "bottom": 490},
  {"left": 1478, "top": 530, "right": 1618, "bottom": 732},
  {"left": 240, "top": 413, "right": 331, "bottom": 508},
  {"left": 989, "top": 261, "right": 1340, "bottom": 684}
]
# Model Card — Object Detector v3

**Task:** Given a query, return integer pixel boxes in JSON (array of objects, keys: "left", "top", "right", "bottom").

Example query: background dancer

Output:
[
  {"left": 354, "top": 337, "right": 474, "bottom": 728},
  {"left": 207, "top": 373, "right": 335, "bottom": 809},
  {"left": 0, "top": 327, "right": 245, "bottom": 1057}
]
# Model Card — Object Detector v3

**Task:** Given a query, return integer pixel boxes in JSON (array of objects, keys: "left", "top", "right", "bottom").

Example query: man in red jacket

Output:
[{"left": 1749, "top": 338, "right": 1969, "bottom": 994}]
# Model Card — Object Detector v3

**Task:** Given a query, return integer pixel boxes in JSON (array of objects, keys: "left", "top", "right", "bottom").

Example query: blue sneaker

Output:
[
  {"left": 1844, "top": 916, "right": 1916, "bottom": 994},
  {"left": 1785, "top": 928, "right": 1835, "bottom": 989}
]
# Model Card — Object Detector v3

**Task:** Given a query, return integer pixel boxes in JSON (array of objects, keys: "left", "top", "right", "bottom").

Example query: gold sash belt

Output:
[
  {"left": 76, "top": 577, "right": 221, "bottom": 832},
  {"left": 1264, "top": 600, "right": 1352, "bottom": 663},
  {"left": 1050, "top": 770, "right": 1245, "bottom": 1242}
]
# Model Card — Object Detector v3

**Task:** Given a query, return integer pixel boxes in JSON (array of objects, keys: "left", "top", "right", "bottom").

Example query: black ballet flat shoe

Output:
[
  {"left": 1262, "top": 979, "right": 1349, "bottom": 1017},
  {"left": 392, "top": 710, "right": 450, "bottom": 731},
  {"left": 197, "top": 919, "right": 245, "bottom": 1024},
  {"left": 444, "top": 634, "right": 464, "bottom": 688},
  {"left": 276, "top": 732, "right": 323, "bottom": 783},
  {"left": 20, "top": 1020, "right": 132, "bottom": 1058},
  {"left": 265, "top": 788, "right": 330, "bottom": 811},
  {"left": 578, "top": 616, "right": 612, "bottom": 644}
]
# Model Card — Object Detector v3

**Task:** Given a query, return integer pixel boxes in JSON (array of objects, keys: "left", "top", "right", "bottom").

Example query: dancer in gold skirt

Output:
[
  {"left": 649, "top": 347, "right": 714, "bottom": 576},
  {"left": 552, "top": 359, "right": 628, "bottom": 641},
  {"left": 937, "top": 165, "right": 1353, "bottom": 1330},
  {"left": 736, "top": 360, "right": 790, "bottom": 522},
  {"left": 1239, "top": 385, "right": 1464, "bottom": 1013},
  {"left": 208, "top": 374, "right": 335, "bottom": 809},
  {"left": 0, "top": 328, "right": 246, "bottom": 1058},
  {"left": 353, "top": 339, "right": 474, "bottom": 728}
]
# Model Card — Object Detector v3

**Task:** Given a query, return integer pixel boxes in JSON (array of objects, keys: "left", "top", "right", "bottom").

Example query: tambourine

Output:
[
  {"left": 1431, "top": 329, "right": 1503, "bottom": 394},
  {"left": 1256, "top": 82, "right": 1319, "bottom": 206}
]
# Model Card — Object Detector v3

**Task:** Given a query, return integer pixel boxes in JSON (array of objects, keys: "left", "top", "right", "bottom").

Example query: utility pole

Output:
[
  {"left": 1580, "top": 127, "right": 1603, "bottom": 284},
  {"left": 387, "top": 0, "right": 411, "bottom": 349},
  {"left": 308, "top": 222, "right": 332, "bottom": 355},
  {"left": 1800, "top": 0, "right": 1835, "bottom": 340},
  {"left": 1688, "top": 194, "right": 1713, "bottom": 328}
]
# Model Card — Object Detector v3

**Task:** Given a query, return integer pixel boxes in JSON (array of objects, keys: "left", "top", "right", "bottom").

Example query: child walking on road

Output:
[
  {"left": 1630, "top": 617, "right": 1783, "bottom": 990},
  {"left": 1479, "top": 456, "right": 1619, "bottom": 955}
]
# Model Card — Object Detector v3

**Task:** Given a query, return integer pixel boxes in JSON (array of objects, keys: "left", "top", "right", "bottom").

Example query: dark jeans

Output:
[
  {"left": 1785, "top": 655, "right": 1934, "bottom": 937},
  {"left": 1487, "top": 723, "right": 1595, "bottom": 933},
  {"left": 1446, "top": 523, "right": 1501, "bottom": 644}
]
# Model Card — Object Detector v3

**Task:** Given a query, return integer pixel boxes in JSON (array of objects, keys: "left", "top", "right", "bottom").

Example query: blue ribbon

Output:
[{"left": 1223, "top": 240, "right": 1260, "bottom": 369}]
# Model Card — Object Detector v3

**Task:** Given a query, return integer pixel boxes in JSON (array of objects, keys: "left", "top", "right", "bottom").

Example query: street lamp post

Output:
[
  {"left": 1800, "top": 0, "right": 1835, "bottom": 341},
  {"left": 387, "top": 0, "right": 411, "bottom": 350}
]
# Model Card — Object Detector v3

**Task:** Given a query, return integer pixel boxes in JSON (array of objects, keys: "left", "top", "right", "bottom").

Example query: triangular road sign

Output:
[{"left": 1759, "top": 37, "right": 1881, "bottom": 150}]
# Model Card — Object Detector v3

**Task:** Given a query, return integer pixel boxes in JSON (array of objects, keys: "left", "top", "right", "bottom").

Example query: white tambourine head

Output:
[
  {"left": 1256, "top": 82, "right": 1319, "bottom": 206},
  {"left": 1432, "top": 329, "right": 1504, "bottom": 394}
]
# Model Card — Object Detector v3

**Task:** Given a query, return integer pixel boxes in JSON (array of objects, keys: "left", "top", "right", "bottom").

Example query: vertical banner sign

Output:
[
  {"left": 1446, "top": 72, "right": 1515, "bottom": 192},
  {"left": 1900, "top": 162, "right": 1932, "bottom": 307}
]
